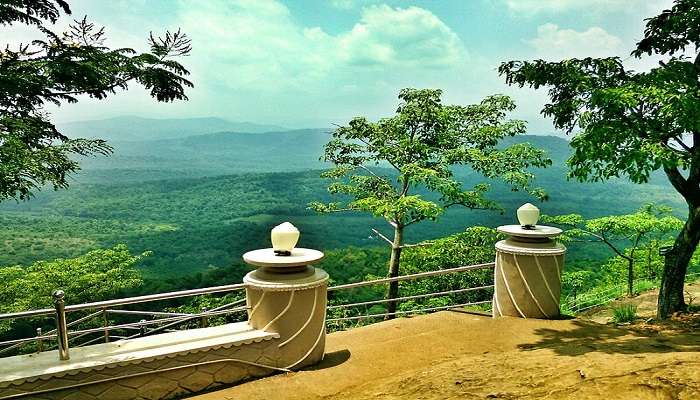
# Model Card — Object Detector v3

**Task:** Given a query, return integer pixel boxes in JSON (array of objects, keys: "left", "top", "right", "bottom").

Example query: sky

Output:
[{"left": 2, "top": 0, "right": 675, "bottom": 133}]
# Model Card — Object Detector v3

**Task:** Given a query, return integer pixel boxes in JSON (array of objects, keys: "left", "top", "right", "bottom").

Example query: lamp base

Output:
[
  {"left": 274, "top": 250, "right": 292, "bottom": 256},
  {"left": 521, "top": 224, "right": 536, "bottom": 230}
]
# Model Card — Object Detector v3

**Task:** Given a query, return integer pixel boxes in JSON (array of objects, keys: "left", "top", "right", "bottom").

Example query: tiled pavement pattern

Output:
[{"left": 0, "top": 340, "right": 277, "bottom": 400}]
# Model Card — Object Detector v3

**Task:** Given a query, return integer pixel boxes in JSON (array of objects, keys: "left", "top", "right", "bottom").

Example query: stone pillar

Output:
[
  {"left": 242, "top": 248, "right": 327, "bottom": 370},
  {"left": 493, "top": 225, "right": 565, "bottom": 319}
]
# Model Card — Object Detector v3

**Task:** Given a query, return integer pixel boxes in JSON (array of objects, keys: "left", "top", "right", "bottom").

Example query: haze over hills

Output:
[
  {"left": 57, "top": 116, "right": 288, "bottom": 142},
  {"left": 74, "top": 128, "right": 332, "bottom": 183},
  {"left": 66, "top": 117, "right": 569, "bottom": 183}
]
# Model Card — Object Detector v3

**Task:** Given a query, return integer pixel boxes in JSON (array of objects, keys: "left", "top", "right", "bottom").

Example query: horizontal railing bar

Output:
[
  {"left": 0, "top": 285, "right": 246, "bottom": 321},
  {"left": 0, "top": 310, "right": 104, "bottom": 354},
  {"left": 328, "top": 262, "right": 495, "bottom": 292},
  {"left": 0, "top": 333, "right": 58, "bottom": 348},
  {"left": 125, "top": 298, "right": 248, "bottom": 340},
  {"left": 65, "top": 283, "right": 247, "bottom": 313},
  {"left": 76, "top": 335, "right": 106, "bottom": 347},
  {"left": 0, "top": 308, "right": 54, "bottom": 321},
  {"left": 68, "top": 307, "right": 248, "bottom": 337},
  {"left": 68, "top": 331, "right": 93, "bottom": 342},
  {"left": 106, "top": 310, "right": 193, "bottom": 317},
  {"left": 328, "top": 285, "right": 494, "bottom": 310},
  {"left": 327, "top": 300, "right": 492, "bottom": 322},
  {"left": 67, "top": 310, "right": 106, "bottom": 328}
]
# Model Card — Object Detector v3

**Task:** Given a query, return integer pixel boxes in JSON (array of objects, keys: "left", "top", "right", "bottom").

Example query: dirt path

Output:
[
  {"left": 582, "top": 279, "right": 700, "bottom": 327},
  {"left": 189, "top": 309, "right": 700, "bottom": 399}
]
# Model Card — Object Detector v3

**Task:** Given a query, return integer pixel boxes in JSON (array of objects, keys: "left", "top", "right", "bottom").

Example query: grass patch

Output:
[{"left": 612, "top": 303, "right": 638, "bottom": 324}]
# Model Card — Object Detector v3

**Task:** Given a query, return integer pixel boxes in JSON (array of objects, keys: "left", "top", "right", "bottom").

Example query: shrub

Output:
[{"left": 612, "top": 303, "right": 637, "bottom": 324}]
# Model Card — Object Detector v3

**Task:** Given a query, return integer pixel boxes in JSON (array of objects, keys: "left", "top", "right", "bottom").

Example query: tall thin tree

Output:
[{"left": 311, "top": 88, "right": 551, "bottom": 318}]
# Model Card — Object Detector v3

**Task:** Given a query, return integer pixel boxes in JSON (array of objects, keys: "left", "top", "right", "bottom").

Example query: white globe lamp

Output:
[
  {"left": 517, "top": 203, "right": 540, "bottom": 230},
  {"left": 271, "top": 222, "right": 300, "bottom": 256}
]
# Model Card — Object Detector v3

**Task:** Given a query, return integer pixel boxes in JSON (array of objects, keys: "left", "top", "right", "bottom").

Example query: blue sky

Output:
[{"left": 3, "top": 0, "right": 673, "bottom": 133}]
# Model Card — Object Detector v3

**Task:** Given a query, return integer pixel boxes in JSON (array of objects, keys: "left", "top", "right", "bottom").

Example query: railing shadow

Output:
[{"left": 518, "top": 320, "right": 700, "bottom": 356}]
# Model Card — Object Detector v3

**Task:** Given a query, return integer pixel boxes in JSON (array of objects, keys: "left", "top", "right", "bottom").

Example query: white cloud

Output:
[
  {"left": 339, "top": 5, "right": 465, "bottom": 68},
  {"left": 527, "top": 23, "right": 623, "bottom": 60},
  {"left": 504, "top": 0, "right": 668, "bottom": 16},
  {"left": 177, "top": 1, "right": 466, "bottom": 93},
  {"left": 329, "top": 0, "right": 376, "bottom": 10}
]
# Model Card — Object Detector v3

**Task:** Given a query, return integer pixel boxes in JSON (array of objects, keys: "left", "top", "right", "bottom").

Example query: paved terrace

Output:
[{"left": 191, "top": 310, "right": 700, "bottom": 400}]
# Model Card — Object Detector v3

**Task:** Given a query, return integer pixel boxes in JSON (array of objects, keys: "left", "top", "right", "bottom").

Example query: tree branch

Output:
[
  {"left": 404, "top": 216, "right": 424, "bottom": 227},
  {"left": 663, "top": 164, "right": 697, "bottom": 202},
  {"left": 442, "top": 201, "right": 493, "bottom": 210},
  {"left": 629, "top": 233, "right": 644, "bottom": 259},
  {"left": 688, "top": 130, "right": 700, "bottom": 185},
  {"left": 672, "top": 136, "right": 692, "bottom": 153},
  {"left": 600, "top": 231, "right": 632, "bottom": 261},
  {"left": 358, "top": 165, "right": 396, "bottom": 191},
  {"left": 371, "top": 228, "right": 394, "bottom": 246}
]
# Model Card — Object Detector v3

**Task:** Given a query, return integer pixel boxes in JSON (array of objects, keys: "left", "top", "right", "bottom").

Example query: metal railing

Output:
[
  {"left": 0, "top": 283, "right": 248, "bottom": 360},
  {"left": 2, "top": 259, "right": 696, "bottom": 361},
  {"left": 0, "top": 262, "right": 497, "bottom": 360},
  {"left": 561, "top": 271, "right": 700, "bottom": 314},
  {"left": 326, "top": 262, "right": 495, "bottom": 326}
]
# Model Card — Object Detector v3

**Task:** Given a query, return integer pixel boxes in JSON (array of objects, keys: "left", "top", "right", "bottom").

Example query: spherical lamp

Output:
[
  {"left": 517, "top": 203, "right": 540, "bottom": 230},
  {"left": 271, "top": 222, "right": 300, "bottom": 256}
]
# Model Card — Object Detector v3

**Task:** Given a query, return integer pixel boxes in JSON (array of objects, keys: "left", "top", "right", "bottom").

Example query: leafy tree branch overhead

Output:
[
  {"left": 0, "top": 0, "right": 192, "bottom": 201},
  {"left": 311, "top": 88, "right": 551, "bottom": 318},
  {"left": 499, "top": 0, "right": 700, "bottom": 319}
]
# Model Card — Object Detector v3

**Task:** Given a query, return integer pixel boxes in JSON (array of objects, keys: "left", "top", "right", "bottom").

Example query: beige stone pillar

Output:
[
  {"left": 242, "top": 248, "right": 327, "bottom": 370},
  {"left": 493, "top": 225, "right": 565, "bottom": 319}
]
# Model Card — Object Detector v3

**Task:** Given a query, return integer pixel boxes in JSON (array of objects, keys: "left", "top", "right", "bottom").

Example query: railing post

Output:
[
  {"left": 139, "top": 319, "right": 147, "bottom": 337},
  {"left": 35, "top": 328, "right": 43, "bottom": 353},
  {"left": 52, "top": 290, "right": 70, "bottom": 361},
  {"left": 200, "top": 307, "right": 209, "bottom": 328},
  {"left": 102, "top": 309, "right": 109, "bottom": 343}
]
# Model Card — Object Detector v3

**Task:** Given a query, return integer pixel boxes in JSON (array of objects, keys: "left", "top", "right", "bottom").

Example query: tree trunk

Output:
[
  {"left": 646, "top": 240, "right": 654, "bottom": 280},
  {"left": 385, "top": 225, "right": 404, "bottom": 320},
  {"left": 627, "top": 257, "right": 634, "bottom": 297},
  {"left": 657, "top": 206, "right": 700, "bottom": 319}
]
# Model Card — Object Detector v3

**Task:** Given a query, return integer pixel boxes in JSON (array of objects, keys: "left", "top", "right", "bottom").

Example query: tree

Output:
[
  {"left": 0, "top": 244, "right": 147, "bottom": 335},
  {"left": 1, "top": 0, "right": 192, "bottom": 201},
  {"left": 311, "top": 88, "right": 551, "bottom": 318},
  {"left": 561, "top": 270, "right": 594, "bottom": 310},
  {"left": 543, "top": 205, "right": 683, "bottom": 296},
  {"left": 398, "top": 227, "right": 501, "bottom": 313},
  {"left": 499, "top": 0, "right": 700, "bottom": 318}
]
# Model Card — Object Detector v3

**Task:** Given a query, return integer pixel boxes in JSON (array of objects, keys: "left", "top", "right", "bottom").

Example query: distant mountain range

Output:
[
  {"left": 58, "top": 116, "right": 670, "bottom": 194},
  {"left": 57, "top": 116, "right": 288, "bottom": 141},
  {"left": 74, "top": 128, "right": 333, "bottom": 182},
  {"left": 1, "top": 116, "right": 684, "bottom": 276}
]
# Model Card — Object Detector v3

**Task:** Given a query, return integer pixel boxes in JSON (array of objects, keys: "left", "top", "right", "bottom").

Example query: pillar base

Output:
[
  {"left": 243, "top": 265, "right": 328, "bottom": 370},
  {"left": 493, "top": 225, "right": 566, "bottom": 319}
]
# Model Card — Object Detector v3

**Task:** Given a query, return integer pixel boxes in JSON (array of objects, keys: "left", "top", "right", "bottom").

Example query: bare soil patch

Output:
[{"left": 190, "top": 303, "right": 700, "bottom": 400}]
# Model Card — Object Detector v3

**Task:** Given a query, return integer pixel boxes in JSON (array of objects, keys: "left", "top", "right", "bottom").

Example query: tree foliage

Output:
[
  {"left": 311, "top": 89, "right": 550, "bottom": 224},
  {"left": 499, "top": 0, "right": 700, "bottom": 317},
  {"left": 544, "top": 204, "right": 683, "bottom": 295},
  {"left": 398, "top": 227, "right": 501, "bottom": 312},
  {"left": 0, "top": 0, "right": 192, "bottom": 201},
  {"left": 0, "top": 244, "right": 147, "bottom": 334},
  {"left": 312, "top": 88, "right": 550, "bottom": 317},
  {"left": 561, "top": 270, "right": 594, "bottom": 309}
]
